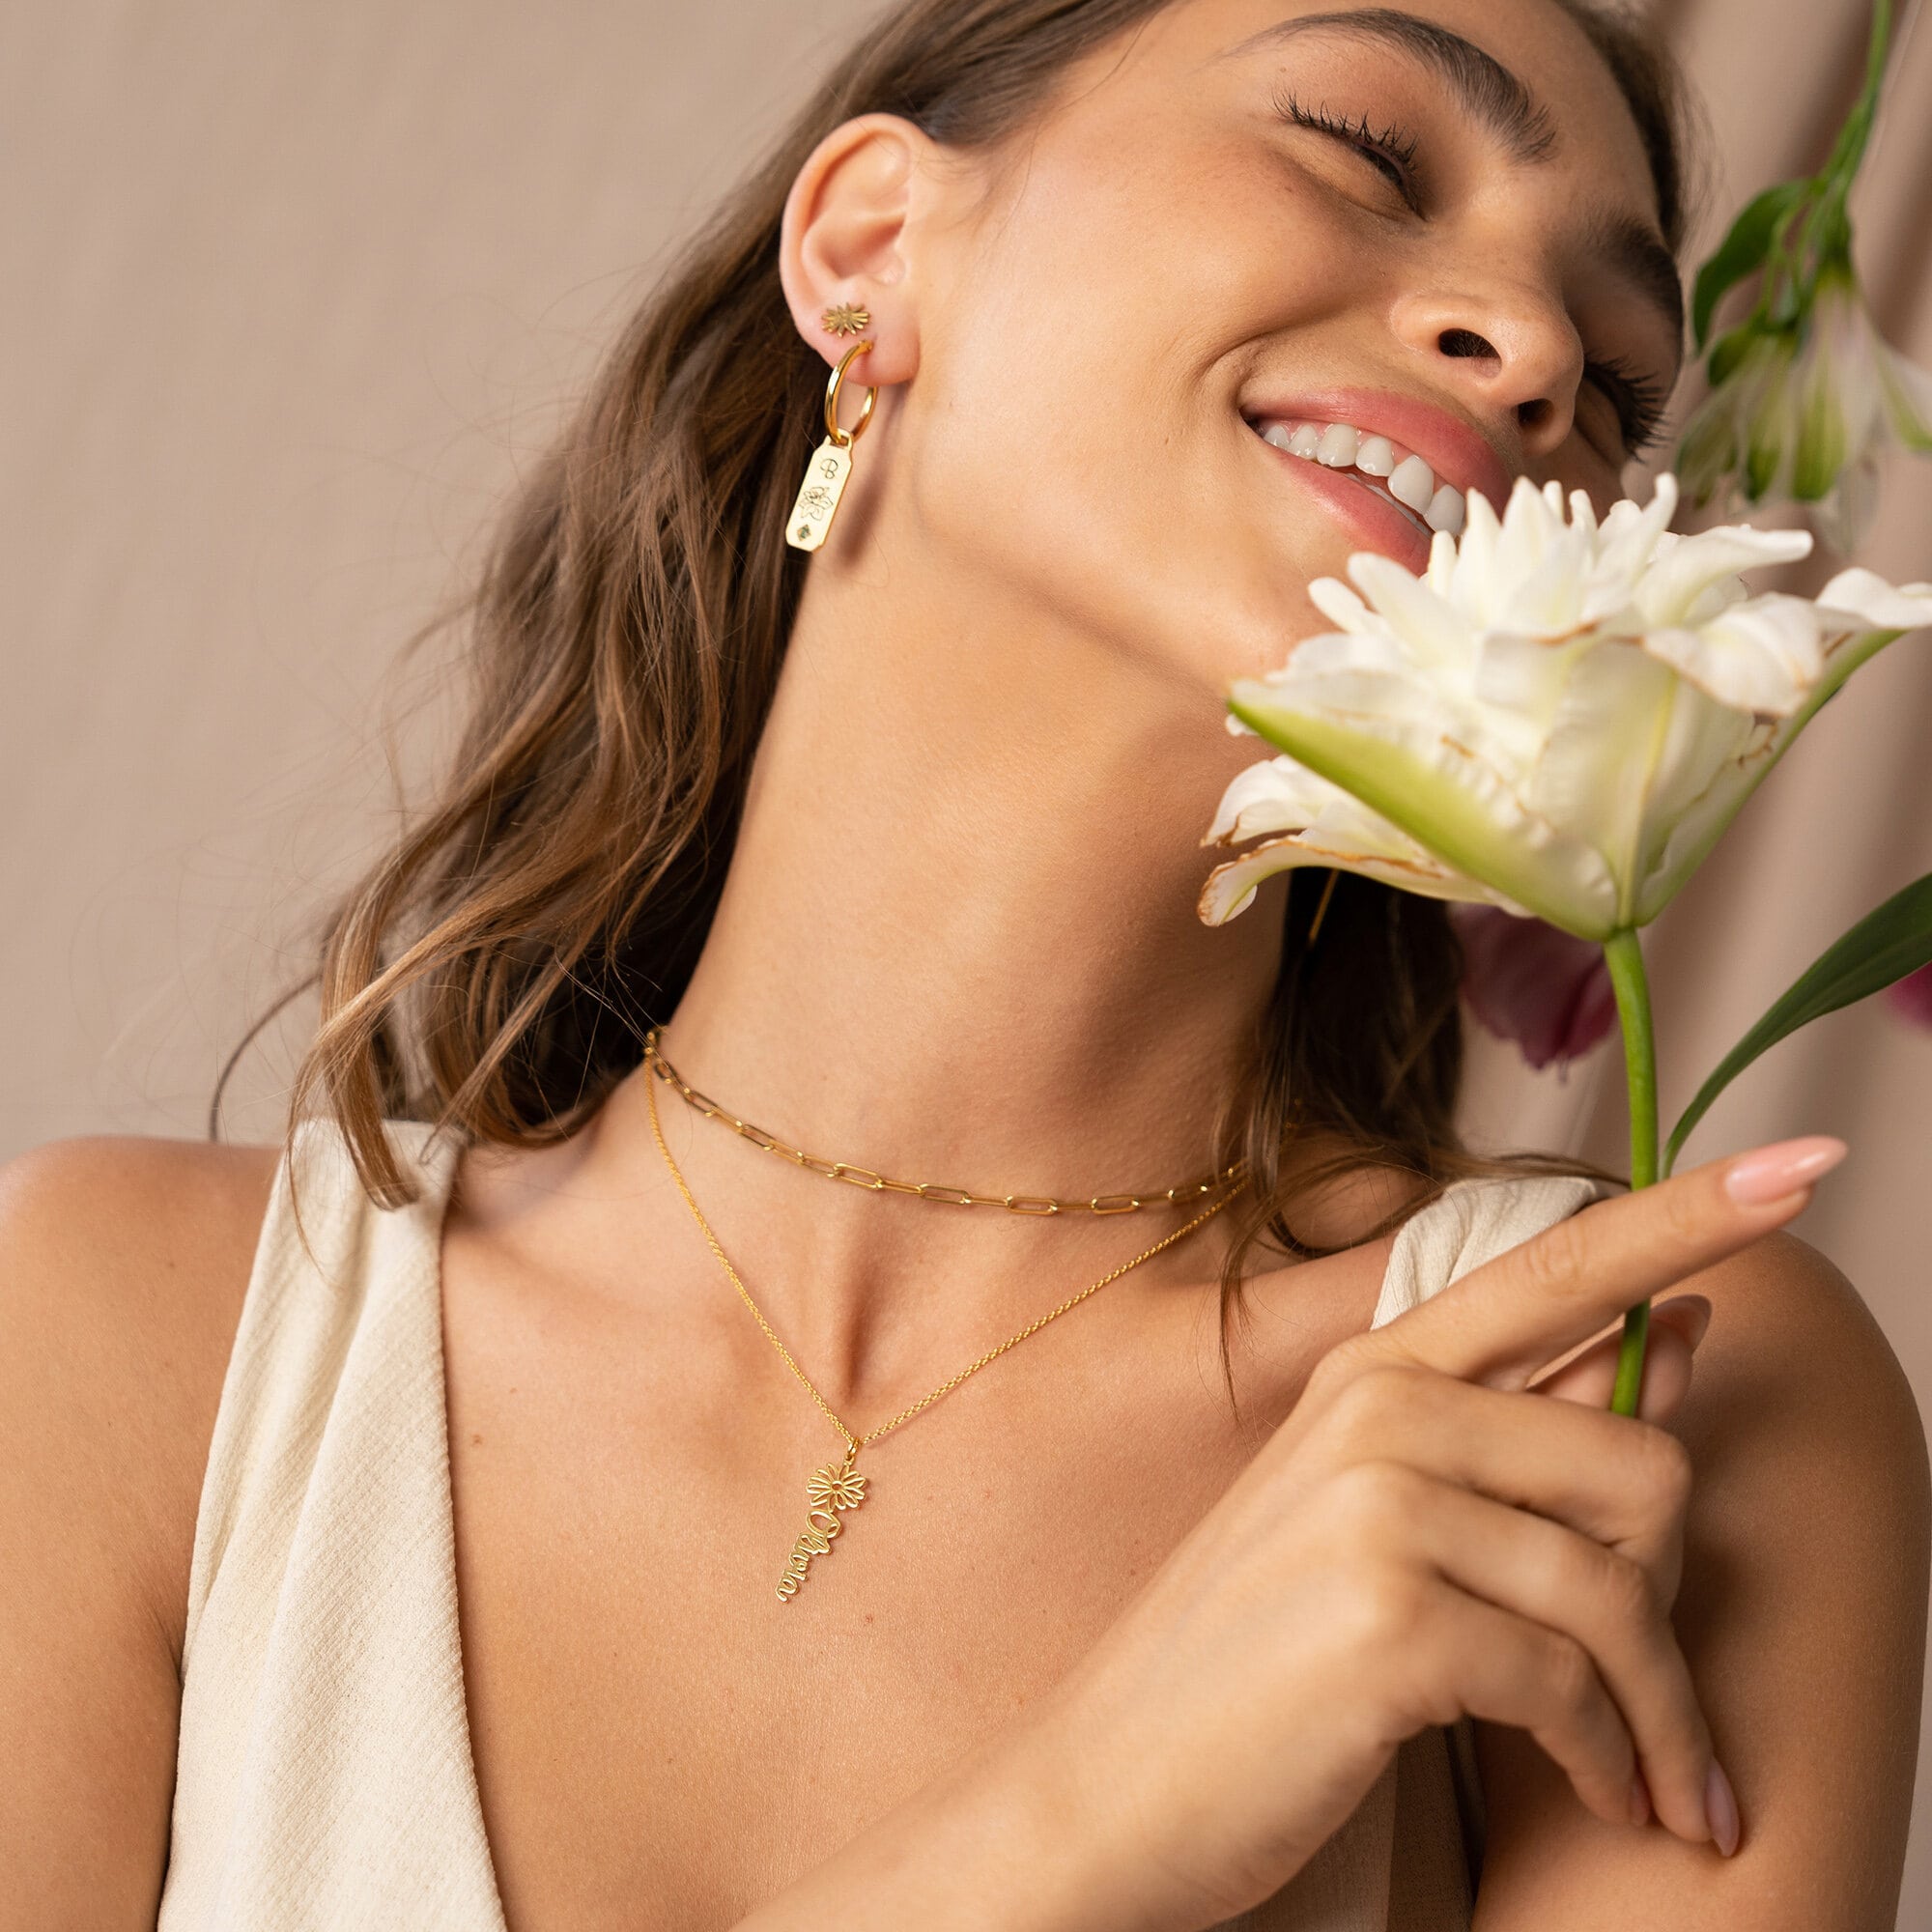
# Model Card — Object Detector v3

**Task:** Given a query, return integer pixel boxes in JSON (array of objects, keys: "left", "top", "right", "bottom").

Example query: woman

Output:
[{"left": 5, "top": 0, "right": 1926, "bottom": 1924}]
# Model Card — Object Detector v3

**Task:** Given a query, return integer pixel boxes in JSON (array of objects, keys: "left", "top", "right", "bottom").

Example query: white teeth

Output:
[
  {"left": 1425, "top": 483, "right": 1466, "bottom": 535},
  {"left": 1354, "top": 434, "right": 1396, "bottom": 476},
  {"left": 1253, "top": 416, "right": 1460, "bottom": 534},
  {"left": 1316, "top": 422, "right": 1360, "bottom": 467},
  {"left": 1388, "top": 453, "right": 1437, "bottom": 513}
]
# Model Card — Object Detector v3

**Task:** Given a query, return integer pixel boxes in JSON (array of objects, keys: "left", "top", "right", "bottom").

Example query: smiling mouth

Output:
[{"left": 1244, "top": 414, "right": 1467, "bottom": 539}]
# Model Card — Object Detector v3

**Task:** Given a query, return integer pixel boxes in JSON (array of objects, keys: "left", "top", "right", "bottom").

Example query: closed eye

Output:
[
  {"left": 1269, "top": 80, "right": 1673, "bottom": 458},
  {"left": 1271, "top": 84, "right": 1424, "bottom": 215},
  {"left": 1582, "top": 353, "right": 1671, "bottom": 456}
]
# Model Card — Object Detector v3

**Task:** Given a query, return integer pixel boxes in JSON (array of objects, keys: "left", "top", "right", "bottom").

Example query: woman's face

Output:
[{"left": 823, "top": 0, "right": 1684, "bottom": 708}]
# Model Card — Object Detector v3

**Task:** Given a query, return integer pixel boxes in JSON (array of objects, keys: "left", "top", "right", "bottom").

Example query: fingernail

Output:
[
  {"left": 1629, "top": 1768, "right": 1652, "bottom": 1828},
  {"left": 1723, "top": 1135, "right": 1848, "bottom": 1206},
  {"left": 1704, "top": 1758, "right": 1740, "bottom": 1857},
  {"left": 1659, "top": 1293, "right": 1714, "bottom": 1348}
]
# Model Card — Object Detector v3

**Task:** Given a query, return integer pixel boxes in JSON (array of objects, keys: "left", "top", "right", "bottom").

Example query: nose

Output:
[{"left": 1389, "top": 283, "right": 1587, "bottom": 464}]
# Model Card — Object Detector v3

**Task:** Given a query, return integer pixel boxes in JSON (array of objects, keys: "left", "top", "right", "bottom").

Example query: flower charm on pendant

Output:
[
  {"left": 778, "top": 1453, "right": 868, "bottom": 1601},
  {"left": 806, "top": 1459, "right": 868, "bottom": 1513}
]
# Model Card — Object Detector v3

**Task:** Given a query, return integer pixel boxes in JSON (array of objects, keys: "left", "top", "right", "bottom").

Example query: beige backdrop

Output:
[{"left": 8, "top": 0, "right": 1931, "bottom": 1916}]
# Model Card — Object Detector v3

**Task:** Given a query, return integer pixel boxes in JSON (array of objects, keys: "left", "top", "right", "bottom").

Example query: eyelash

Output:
[
  {"left": 1273, "top": 87, "right": 1422, "bottom": 209},
  {"left": 1271, "top": 85, "right": 1672, "bottom": 457},
  {"left": 1580, "top": 353, "right": 1671, "bottom": 456}
]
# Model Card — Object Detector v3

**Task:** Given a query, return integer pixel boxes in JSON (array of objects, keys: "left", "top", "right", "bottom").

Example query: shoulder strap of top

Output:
[
  {"left": 1372, "top": 1172, "right": 1611, "bottom": 1332},
  {"left": 180, "top": 1115, "right": 461, "bottom": 1663},
  {"left": 163, "top": 1115, "right": 504, "bottom": 1932}
]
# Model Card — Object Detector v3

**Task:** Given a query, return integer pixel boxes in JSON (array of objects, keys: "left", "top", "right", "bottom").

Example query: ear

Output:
[{"left": 779, "top": 114, "right": 929, "bottom": 387}]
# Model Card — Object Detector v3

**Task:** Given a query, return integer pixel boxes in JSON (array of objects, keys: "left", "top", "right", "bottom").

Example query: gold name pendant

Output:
[
  {"left": 776, "top": 1448, "right": 868, "bottom": 1600},
  {"left": 783, "top": 337, "right": 876, "bottom": 554}
]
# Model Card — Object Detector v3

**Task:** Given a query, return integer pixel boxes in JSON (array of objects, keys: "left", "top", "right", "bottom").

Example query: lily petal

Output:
[
  {"left": 1639, "top": 593, "right": 1826, "bottom": 717},
  {"left": 1227, "top": 681, "right": 1620, "bottom": 937},
  {"left": 1345, "top": 554, "right": 1468, "bottom": 668},
  {"left": 1632, "top": 524, "right": 1812, "bottom": 627},
  {"left": 1307, "top": 574, "right": 1373, "bottom": 633},
  {"left": 1878, "top": 341, "right": 1932, "bottom": 453},
  {"left": 1202, "top": 755, "right": 1348, "bottom": 845},
  {"left": 1197, "top": 829, "right": 1502, "bottom": 925},
  {"left": 1816, "top": 568, "right": 1932, "bottom": 632}
]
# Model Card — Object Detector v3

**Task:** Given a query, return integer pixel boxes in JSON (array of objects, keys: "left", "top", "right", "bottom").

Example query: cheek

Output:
[
  {"left": 901, "top": 129, "right": 1368, "bottom": 693},
  {"left": 1526, "top": 440, "right": 1636, "bottom": 518}
]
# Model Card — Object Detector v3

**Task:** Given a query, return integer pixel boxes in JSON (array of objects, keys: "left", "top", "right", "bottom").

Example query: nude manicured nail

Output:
[
  {"left": 1723, "top": 1135, "right": 1848, "bottom": 1205},
  {"left": 1705, "top": 1758, "right": 1740, "bottom": 1857}
]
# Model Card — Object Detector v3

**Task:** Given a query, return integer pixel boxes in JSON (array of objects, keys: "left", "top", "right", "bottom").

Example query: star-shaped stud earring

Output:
[{"left": 821, "top": 301, "right": 871, "bottom": 337}]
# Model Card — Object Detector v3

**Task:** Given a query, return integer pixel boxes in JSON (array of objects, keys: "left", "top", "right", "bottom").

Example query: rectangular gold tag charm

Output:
[{"left": 784, "top": 438, "right": 854, "bottom": 553}]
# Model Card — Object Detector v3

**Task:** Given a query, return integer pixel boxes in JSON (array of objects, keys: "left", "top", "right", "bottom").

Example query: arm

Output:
[
  {"left": 1472, "top": 1229, "right": 1931, "bottom": 1930},
  {"left": 0, "top": 1137, "right": 271, "bottom": 1932}
]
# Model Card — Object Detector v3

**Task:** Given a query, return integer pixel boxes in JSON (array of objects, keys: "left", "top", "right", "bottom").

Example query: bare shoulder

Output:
[
  {"left": 1677, "top": 1224, "right": 1924, "bottom": 1445},
  {"left": 0, "top": 1134, "right": 282, "bottom": 1555},
  {"left": 1472, "top": 1226, "right": 1931, "bottom": 1930},
  {"left": 0, "top": 1132, "right": 280, "bottom": 1927}
]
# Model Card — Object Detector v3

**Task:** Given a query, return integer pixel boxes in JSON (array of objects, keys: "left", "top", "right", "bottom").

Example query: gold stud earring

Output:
[
  {"left": 785, "top": 334, "right": 878, "bottom": 553},
  {"left": 821, "top": 300, "right": 871, "bottom": 336}
]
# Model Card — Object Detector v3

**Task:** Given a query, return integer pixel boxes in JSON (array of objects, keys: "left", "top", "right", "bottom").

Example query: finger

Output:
[
  {"left": 1531, "top": 1295, "right": 1712, "bottom": 1423},
  {"left": 1395, "top": 1465, "right": 1717, "bottom": 1847},
  {"left": 1401, "top": 1572, "right": 1641, "bottom": 1833},
  {"left": 1364, "top": 1136, "right": 1845, "bottom": 1391},
  {"left": 1316, "top": 1365, "right": 1689, "bottom": 1586}
]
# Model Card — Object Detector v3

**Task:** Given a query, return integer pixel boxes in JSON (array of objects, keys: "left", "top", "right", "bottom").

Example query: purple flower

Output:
[
  {"left": 1886, "top": 960, "right": 1932, "bottom": 1030},
  {"left": 1449, "top": 903, "right": 1618, "bottom": 1070}
]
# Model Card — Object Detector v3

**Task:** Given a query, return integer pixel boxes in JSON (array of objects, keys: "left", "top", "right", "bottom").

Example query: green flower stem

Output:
[
  {"left": 1604, "top": 928, "right": 1658, "bottom": 1418},
  {"left": 1743, "top": 0, "right": 1891, "bottom": 332}
]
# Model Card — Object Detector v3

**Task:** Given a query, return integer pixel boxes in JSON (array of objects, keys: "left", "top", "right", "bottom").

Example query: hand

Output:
[{"left": 1018, "top": 1135, "right": 1845, "bottom": 1930}]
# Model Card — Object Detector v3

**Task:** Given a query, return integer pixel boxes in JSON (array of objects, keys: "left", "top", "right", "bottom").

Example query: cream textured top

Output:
[{"left": 156, "top": 1116, "right": 1605, "bottom": 1931}]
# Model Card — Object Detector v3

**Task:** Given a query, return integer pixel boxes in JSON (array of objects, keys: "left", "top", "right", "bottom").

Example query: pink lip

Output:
[
  {"left": 1243, "top": 385, "right": 1516, "bottom": 513},
  {"left": 1257, "top": 444, "right": 1435, "bottom": 575}
]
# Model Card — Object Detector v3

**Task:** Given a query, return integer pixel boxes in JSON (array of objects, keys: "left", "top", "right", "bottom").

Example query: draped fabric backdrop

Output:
[{"left": 6, "top": 0, "right": 1929, "bottom": 1915}]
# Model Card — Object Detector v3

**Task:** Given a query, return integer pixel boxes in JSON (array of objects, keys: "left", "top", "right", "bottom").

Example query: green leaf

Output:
[
  {"left": 1663, "top": 870, "right": 1932, "bottom": 1174},
  {"left": 1691, "top": 181, "right": 1809, "bottom": 354}
]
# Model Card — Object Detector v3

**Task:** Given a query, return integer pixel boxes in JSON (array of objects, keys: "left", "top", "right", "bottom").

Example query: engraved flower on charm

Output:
[{"left": 807, "top": 1461, "right": 868, "bottom": 1511}]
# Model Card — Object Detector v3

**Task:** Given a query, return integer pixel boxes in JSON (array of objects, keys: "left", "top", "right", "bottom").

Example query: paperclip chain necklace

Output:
[
  {"left": 641, "top": 1050, "right": 1244, "bottom": 1601},
  {"left": 644, "top": 1026, "right": 1244, "bottom": 1213}
]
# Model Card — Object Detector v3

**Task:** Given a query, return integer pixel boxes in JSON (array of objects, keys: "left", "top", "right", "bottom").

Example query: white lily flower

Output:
[
  {"left": 1202, "top": 471, "right": 1932, "bottom": 942},
  {"left": 1681, "top": 265, "right": 1932, "bottom": 552}
]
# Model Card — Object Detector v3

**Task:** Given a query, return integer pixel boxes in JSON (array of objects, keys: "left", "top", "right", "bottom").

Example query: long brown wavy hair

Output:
[{"left": 223, "top": 0, "right": 1694, "bottom": 1366}]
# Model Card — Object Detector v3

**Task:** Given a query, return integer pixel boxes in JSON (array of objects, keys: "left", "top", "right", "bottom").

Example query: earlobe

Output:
[{"left": 779, "top": 113, "right": 925, "bottom": 384}]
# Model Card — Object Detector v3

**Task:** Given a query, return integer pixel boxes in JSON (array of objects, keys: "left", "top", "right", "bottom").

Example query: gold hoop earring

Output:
[{"left": 785, "top": 337, "right": 878, "bottom": 553}]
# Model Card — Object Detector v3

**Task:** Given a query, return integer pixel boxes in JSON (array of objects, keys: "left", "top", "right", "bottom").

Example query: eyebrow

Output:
[
  {"left": 1229, "top": 9, "right": 1685, "bottom": 347},
  {"left": 1231, "top": 9, "right": 1557, "bottom": 163}
]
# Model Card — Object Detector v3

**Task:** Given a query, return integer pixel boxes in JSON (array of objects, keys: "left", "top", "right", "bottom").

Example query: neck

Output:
[
  {"left": 662, "top": 535, "right": 1287, "bottom": 1146},
  {"left": 591, "top": 544, "right": 1294, "bottom": 1397}
]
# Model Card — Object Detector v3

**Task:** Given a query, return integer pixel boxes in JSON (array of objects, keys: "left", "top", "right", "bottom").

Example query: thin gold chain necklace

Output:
[
  {"left": 643, "top": 1026, "right": 1245, "bottom": 1213},
  {"left": 642, "top": 1059, "right": 1243, "bottom": 1601}
]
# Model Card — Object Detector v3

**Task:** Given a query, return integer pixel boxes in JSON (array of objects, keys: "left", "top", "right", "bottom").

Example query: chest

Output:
[{"left": 441, "top": 1232, "right": 1387, "bottom": 1931}]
